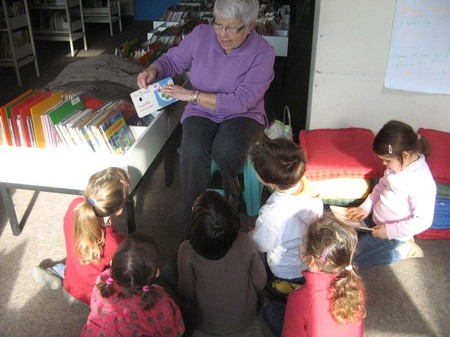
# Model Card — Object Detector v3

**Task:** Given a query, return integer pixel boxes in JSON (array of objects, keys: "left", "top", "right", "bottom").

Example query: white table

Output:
[{"left": 0, "top": 101, "right": 184, "bottom": 236}]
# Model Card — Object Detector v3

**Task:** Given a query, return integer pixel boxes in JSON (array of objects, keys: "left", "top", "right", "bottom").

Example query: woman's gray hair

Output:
[{"left": 213, "top": 0, "right": 259, "bottom": 26}]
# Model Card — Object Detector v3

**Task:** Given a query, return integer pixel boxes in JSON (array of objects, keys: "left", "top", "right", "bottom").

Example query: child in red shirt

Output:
[
  {"left": 81, "top": 232, "right": 185, "bottom": 337},
  {"left": 282, "top": 216, "right": 366, "bottom": 337},
  {"left": 33, "top": 167, "right": 129, "bottom": 305}
]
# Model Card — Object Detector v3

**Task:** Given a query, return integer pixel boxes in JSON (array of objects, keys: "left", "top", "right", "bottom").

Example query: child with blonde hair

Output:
[
  {"left": 282, "top": 215, "right": 366, "bottom": 337},
  {"left": 81, "top": 232, "right": 185, "bottom": 336},
  {"left": 33, "top": 167, "right": 129, "bottom": 305}
]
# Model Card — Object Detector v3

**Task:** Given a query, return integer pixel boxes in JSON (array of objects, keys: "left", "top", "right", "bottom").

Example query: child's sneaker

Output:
[
  {"left": 271, "top": 279, "right": 302, "bottom": 297},
  {"left": 396, "top": 239, "right": 424, "bottom": 260},
  {"left": 32, "top": 266, "right": 62, "bottom": 290},
  {"left": 32, "top": 259, "right": 63, "bottom": 290}
]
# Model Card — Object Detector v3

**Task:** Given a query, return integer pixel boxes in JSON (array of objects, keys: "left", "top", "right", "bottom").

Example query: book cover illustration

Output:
[
  {"left": 98, "top": 111, "right": 135, "bottom": 155},
  {"left": 130, "top": 76, "right": 178, "bottom": 118},
  {"left": 328, "top": 205, "right": 373, "bottom": 232}
]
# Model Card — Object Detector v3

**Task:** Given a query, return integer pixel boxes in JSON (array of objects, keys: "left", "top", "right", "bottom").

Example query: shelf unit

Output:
[
  {"left": 0, "top": 0, "right": 40, "bottom": 86},
  {"left": 72, "top": 0, "right": 121, "bottom": 37},
  {"left": 30, "top": 0, "right": 87, "bottom": 57}
]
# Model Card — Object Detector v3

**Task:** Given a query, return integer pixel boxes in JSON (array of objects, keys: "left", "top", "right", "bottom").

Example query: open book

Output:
[{"left": 328, "top": 206, "right": 373, "bottom": 232}]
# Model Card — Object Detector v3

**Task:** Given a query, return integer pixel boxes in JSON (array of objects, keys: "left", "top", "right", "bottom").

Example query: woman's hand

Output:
[
  {"left": 346, "top": 207, "right": 368, "bottom": 222},
  {"left": 372, "top": 224, "right": 387, "bottom": 239},
  {"left": 137, "top": 66, "right": 158, "bottom": 89},
  {"left": 159, "top": 85, "right": 197, "bottom": 102}
]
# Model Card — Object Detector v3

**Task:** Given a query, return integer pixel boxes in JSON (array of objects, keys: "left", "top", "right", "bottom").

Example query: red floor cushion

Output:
[
  {"left": 418, "top": 128, "right": 450, "bottom": 184},
  {"left": 299, "top": 128, "right": 385, "bottom": 180}
]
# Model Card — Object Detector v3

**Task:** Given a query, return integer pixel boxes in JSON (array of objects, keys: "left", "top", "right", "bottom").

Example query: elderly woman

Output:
[{"left": 137, "top": 0, "right": 275, "bottom": 229}]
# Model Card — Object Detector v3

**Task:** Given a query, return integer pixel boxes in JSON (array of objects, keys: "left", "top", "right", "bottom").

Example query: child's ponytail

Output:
[
  {"left": 305, "top": 215, "right": 366, "bottom": 325},
  {"left": 73, "top": 198, "right": 105, "bottom": 264},
  {"left": 330, "top": 265, "right": 366, "bottom": 323},
  {"left": 96, "top": 276, "right": 116, "bottom": 298},
  {"left": 417, "top": 133, "right": 431, "bottom": 159}
]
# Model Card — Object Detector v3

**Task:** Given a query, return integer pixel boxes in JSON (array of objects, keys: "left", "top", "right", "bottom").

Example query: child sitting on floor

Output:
[
  {"left": 33, "top": 167, "right": 129, "bottom": 305},
  {"left": 346, "top": 120, "right": 436, "bottom": 268},
  {"left": 282, "top": 215, "right": 366, "bottom": 337},
  {"left": 249, "top": 138, "right": 323, "bottom": 295},
  {"left": 80, "top": 232, "right": 185, "bottom": 336},
  {"left": 162, "top": 191, "right": 267, "bottom": 335}
]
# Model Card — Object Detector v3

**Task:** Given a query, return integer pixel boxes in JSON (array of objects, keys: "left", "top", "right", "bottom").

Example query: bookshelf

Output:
[
  {"left": 72, "top": 0, "right": 121, "bottom": 37},
  {"left": 0, "top": 95, "right": 187, "bottom": 236},
  {"left": 29, "top": 0, "right": 88, "bottom": 57},
  {"left": 0, "top": 0, "right": 39, "bottom": 86}
]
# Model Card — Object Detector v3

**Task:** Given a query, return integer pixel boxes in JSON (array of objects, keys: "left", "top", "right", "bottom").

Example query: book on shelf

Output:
[
  {"left": 328, "top": 205, "right": 373, "bottom": 232},
  {"left": 130, "top": 77, "right": 178, "bottom": 118},
  {"left": 10, "top": 90, "right": 44, "bottom": 147},
  {"left": 30, "top": 91, "right": 63, "bottom": 148},
  {"left": 97, "top": 110, "right": 135, "bottom": 154},
  {"left": 47, "top": 96, "right": 85, "bottom": 148},
  {"left": 0, "top": 89, "right": 33, "bottom": 146},
  {"left": 17, "top": 91, "right": 52, "bottom": 147}
]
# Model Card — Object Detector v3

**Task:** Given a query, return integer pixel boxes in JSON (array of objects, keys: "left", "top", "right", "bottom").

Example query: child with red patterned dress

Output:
[{"left": 80, "top": 232, "right": 185, "bottom": 337}]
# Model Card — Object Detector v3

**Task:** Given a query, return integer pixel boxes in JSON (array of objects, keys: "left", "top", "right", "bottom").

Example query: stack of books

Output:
[{"left": 0, "top": 90, "right": 144, "bottom": 155}]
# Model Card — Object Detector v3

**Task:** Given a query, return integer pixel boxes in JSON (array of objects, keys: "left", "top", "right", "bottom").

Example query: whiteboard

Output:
[
  {"left": 385, "top": 0, "right": 450, "bottom": 94},
  {"left": 306, "top": 0, "right": 450, "bottom": 133}
]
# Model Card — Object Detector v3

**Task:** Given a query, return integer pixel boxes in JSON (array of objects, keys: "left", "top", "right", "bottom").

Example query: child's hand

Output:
[
  {"left": 346, "top": 207, "right": 368, "bottom": 222},
  {"left": 372, "top": 225, "right": 387, "bottom": 239}
]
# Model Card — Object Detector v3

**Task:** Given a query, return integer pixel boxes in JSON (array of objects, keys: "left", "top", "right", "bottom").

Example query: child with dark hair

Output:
[
  {"left": 282, "top": 215, "right": 366, "bottom": 337},
  {"left": 347, "top": 120, "right": 436, "bottom": 268},
  {"left": 164, "top": 191, "right": 267, "bottom": 335},
  {"left": 249, "top": 138, "right": 323, "bottom": 292},
  {"left": 80, "top": 232, "right": 185, "bottom": 337}
]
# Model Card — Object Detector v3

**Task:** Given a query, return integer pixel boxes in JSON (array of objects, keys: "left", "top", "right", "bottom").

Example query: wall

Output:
[{"left": 306, "top": 0, "right": 450, "bottom": 133}]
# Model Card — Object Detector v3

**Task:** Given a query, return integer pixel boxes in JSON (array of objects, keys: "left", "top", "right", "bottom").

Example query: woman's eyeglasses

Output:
[{"left": 213, "top": 22, "right": 246, "bottom": 34}]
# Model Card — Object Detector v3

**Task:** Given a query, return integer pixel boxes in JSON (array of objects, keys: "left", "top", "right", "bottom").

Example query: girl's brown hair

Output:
[
  {"left": 96, "top": 232, "right": 163, "bottom": 310},
  {"left": 303, "top": 215, "right": 366, "bottom": 324},
  {"left": 73, "top": 167, "right": 130, "bottom": 264},
  {"left": 373, "top": 120, "right": 431, "bottom": 165}
]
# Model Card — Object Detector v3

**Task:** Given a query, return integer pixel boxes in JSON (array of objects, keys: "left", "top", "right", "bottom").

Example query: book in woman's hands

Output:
[{"left": 328, "top": 206, "right": 373, "bottom": 232}]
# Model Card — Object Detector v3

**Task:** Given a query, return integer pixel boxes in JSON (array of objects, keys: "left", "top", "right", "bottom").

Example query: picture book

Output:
[
  {"left": 130, "top": 76, "right": 178, "bottom": 118},
  {"left": 0, "top": 89, "right": 33, "bottom": 146},
  {"left": 30, "top": 91, "right": 63, "bottom": 148},
  {"left": 328, "top": 205, "right": 373, "bottom": 232},
  {"left": 18, "top": 91, "right": 52, "bottom": 147},
  {"left": 98, "top": 110, "right": 135, "bottom": 154},
  {"left": 10, "top": 90, "right": 45, "bottom": 146}
]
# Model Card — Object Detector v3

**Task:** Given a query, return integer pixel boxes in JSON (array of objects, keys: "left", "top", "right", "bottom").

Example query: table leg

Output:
[{"left": 0, "top": 183, "right": 21, "bottom": 236}]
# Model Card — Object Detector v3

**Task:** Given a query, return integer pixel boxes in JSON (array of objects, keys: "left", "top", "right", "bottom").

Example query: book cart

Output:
[{"left": 0, "top": 91, "right": 187, "bottom": 236}]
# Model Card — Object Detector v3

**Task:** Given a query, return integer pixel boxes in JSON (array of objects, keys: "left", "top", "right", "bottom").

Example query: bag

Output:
[{"left": 264, "top": 106, "right": 293, "bottom": 140}]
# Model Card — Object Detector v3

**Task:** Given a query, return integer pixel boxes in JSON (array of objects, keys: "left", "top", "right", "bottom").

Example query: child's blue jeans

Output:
[{"left": 353, "top": 215, "right": 403, "bottom": 268}]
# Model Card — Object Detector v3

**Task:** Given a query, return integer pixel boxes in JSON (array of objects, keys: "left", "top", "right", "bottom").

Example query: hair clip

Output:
[
  {"left": 106, "top": 277, "right": 114, "bottom": 285},
  {"left": 88, "top": 198, "right": 96, "bottom": 207},
  {"left": 388, "top": 144, "right": 393, "bottom": 154},
  {"left": 319, "top": 248, "right": 328, "bottom": 263},
  {"left": 344, "top": 265, "right": 353, "bottom": 271},
  {"left": 142, "top": 285, "right": 151, "bottom": 292},
  {"left": 120, "top": 179, "right": 130, "bottom": 187}
]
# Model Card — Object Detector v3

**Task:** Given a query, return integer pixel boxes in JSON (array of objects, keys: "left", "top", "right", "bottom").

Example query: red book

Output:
[
  {"left": 18, "top": 91, "right": 52, "bottom": 147},
  {"left": 0, "top": 90, "right": 33, "bottom": 146},
  {"left": 10, "top": 90, "right": 45, "bottom": 146}
]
